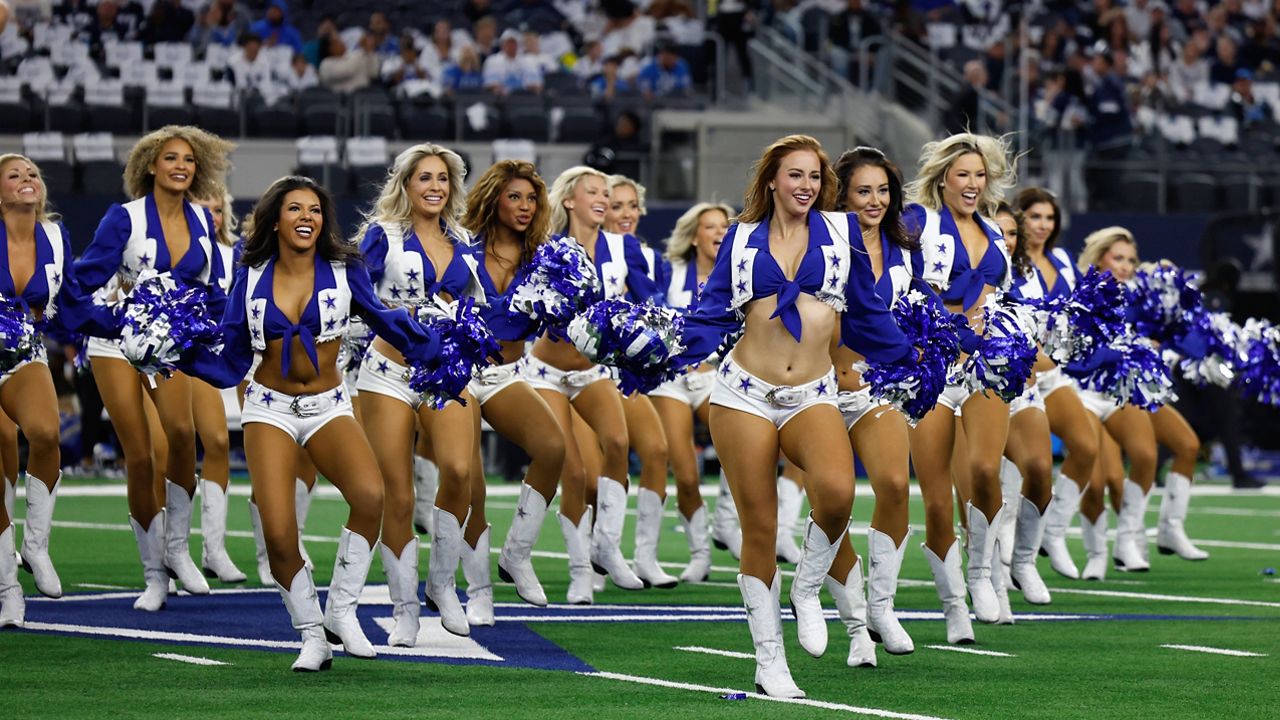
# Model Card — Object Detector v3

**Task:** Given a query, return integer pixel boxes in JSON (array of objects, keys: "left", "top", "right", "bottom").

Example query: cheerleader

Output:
[
  {"left": 520, "top": 166, "right": 655, "bottom": 602},
  {"left": 1009, "top": 188, "right": 1104, "bottom": 583},
  {"left": 355, "top": 143, "right": 487, "bottom": 641},
  {"left": 75, "top": 126, "right": 232, "bottom": 610},
  {"left": 675, "top": 135, "right": 916, "bottom": 697},
  {"left": 602, "top": 174, "right": 676, "bottom": 589},
  {"left": 902, "top": 133, "right": 1016, "bottom": 639},
  {"left": 1, "top": 412, "right": 15, "bottom": 520},
  {"left": 0, "top": 153, "right": 119, "bottom": 607},
  {"left": 455, "top": 160, "right": 568, "bottom": 619},
  {"left": 180, "top": 175, "right": 438, "bottom": 671},
  {"left": 647, "top": 201, "right": 733, "bottom": 582}
]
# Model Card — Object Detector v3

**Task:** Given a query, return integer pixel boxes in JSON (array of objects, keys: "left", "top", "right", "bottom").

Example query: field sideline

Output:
[{"left": 3, "top": 475, "right": 1278, "bottom": 719}]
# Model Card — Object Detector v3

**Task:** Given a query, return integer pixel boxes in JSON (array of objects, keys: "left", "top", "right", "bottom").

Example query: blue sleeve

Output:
[
  {"left": 74, "top": 204, "right": 130, "bottom": 292},
  {"left": 50, "top": 224, "right": 122, "bottom": 338},
  {"left": 178, "top": 266, "right": 255, "bottom": 388},
  {"left": 476, "top": 255, "right": 540, "bottom": 342},
  {"left": 902, "top": 204, "right": 927, "bottom": 278},
  {"left": 203, "top": 210, "right": 228, "bottom": 320},
  {"left": 840, "top": 230, "right": 913, "bottom": 364},
  {"left": 623, "top": 235, "right": 664, "bottom": 304},
  {"left": 676, "top": 61, "right": 692, "bottom": 91},
  {"left": 359, "top": 224, "right": 389, "bottom": 286},
  {"left": 347, "top": 262, "right": 439, "bottom": 363},
  {"left": 672, "top": 225, "right": 740, "bottom": 367}
]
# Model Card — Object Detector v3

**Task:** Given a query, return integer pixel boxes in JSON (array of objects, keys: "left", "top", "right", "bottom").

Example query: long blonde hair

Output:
[
  {"left": 359, "top": 143, "right": 468, "bottom": 242},
  {"left": 606, "top": 174, "right": 648, "bottom": 216},
  {"left": 738, "top": 135, "right": 836, "bottom": 224},
  {"left": 903, "top": 132, "right": 1016, "bottom": 217},
  {"left": 666, "top": 202, "right": 734, "bottom": 262},
  {"left": 1078, "top": 226, "right": 1137, "bottom": 272},
  {"left": 548, "top": 165, "right": 609, "bottom": 235},
  {"left": 123, "top": 125, "right": 233, "bottom": 200},
  {"left": 0, "top": 153, "right": 59, "bottom": 223}
]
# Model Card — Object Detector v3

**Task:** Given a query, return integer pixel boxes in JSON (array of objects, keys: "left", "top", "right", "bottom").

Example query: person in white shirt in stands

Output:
[
  {"left": 279, "top": 51, "right": 317, "bottom": 92},
  {"left": 573, "top": 39, "right": 605, "bottom": 80},
  {"left": 483, "top": 28, "right": 543, "bottom": 95},
  {"left": 522, "top": 30, "right": 559, "bottom": 74},
  {"left": 319, "top": 31, "right": 379, "bottom": 94},
  {"left": 382, "top": 33, "right": 432, "bottom": 85},
  {"left": 227, "top": 31, "right": 274, "bottom": 93}
]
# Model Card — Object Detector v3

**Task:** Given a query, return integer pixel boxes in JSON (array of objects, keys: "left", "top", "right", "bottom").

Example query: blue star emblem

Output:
[
  {"left": 406, "top": 283, "right": 418, "bottom": 295},
  {"left": 516, "top": 505, "right": 528, "bottom": 519},
  {"left": 53, "top": 272, "right": 61, "bottom": 284},
  {"left": 735, "top": 281, "right": 747, "bottom": 293},
  {"left": 251, "top": 306, "right": 260, "bottom": 319},
  {"left": 738, "top": 377, "right": 751, "bottom": 392},
  {"left": 737, "top": 259, "right": 747, "bottom": 271},
  {"left": 333, "top": 388, "right": 344, "bottom": 402},
  {"left": 828, "top": 274, "right": 839, "bottom": 288},
  {"left": 831, "top": 255, "right": 840, "bottom": 269},
  {"left": 406, "top": 268, "right": 420, "bottom": 281},
  {"left": 606, "top": 274, "right": 618, "bottom": 288},
  {"left": 932, "top": 261, "right": 945, "bottom": 273},
  {"left": 323, "top": 296, "right": 336, "bottom": 309},
  {"left": 537, "top": 367, "right": 547, "bottom": 378},
  {"left": 720, "top": 365, "right": 731, "bottom": 377},
  {"left": 261, "top": 391, "right": 273, "bottom": 406},
  {"left": 251, "top": 328, "right": 261, "bottom": 340},
  {"left": 390, "top": 286, "right": 402, "bottom": 299},
  {"left": 816, "top": 381, "right": 827, "bottom": 396},
  {"left": 139, "top": 253, "right": 151, "bottom": 266},
  {"left": 377, "top": 360, "right": 390, "bottom": 374},
  {"left": 937, "top": 242, "right": 948, "bottom": 255},
  {"left": 325, "top": 318, "right": 336, "bottom": 330}
]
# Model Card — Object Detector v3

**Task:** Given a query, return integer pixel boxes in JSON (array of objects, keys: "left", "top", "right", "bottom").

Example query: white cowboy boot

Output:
[
  {"left": 462, "top": 524, "right": 495, "bottom": 626},
  {"left": 2, "top": 478, "right": 13, "bottom": 525},
  {"left": 774, "top": 477, "right": 804, "bottom": 564},
  {"left": 965, "top": 502, "right": 1004, "bottom": 624},
  {"left": 998, "top": 458, "right": 1020, "bottom": 567},
  {"left": 322, "top": 527, "right": 376, "bottom": 658},
  {"left": 295, "top": 479, "right": 314, "bottom": 570},
  {"left": 277, "top": 565, "right": 333, "bottom": 672},
  {"left": 163, "top": 480, "right": 210, "bottom": 594},
  {"left": 425, "top": 507, "right": 470, "bottom": 636},
  {"left": 710, "top": 470, "right": 742, "bottom": 559},
  {"left": 379, "top": 538, "right": 421, "bottom": 647},
  {"left": 559, "top": 508, "right": 594, "bottom": 605},
  {"left": 679, "top": 505, "right": 712, "bottom": 583},
  {"left": 248, "top": 500, "right": 274, "bottom": 585},
  {"left": 413, "top": 456, "right": 438, "bottom": 536},
  {"left": 790, "top": 515, "right": 844, "bottom": 658},
  {"left": 0, "top": 525, "right": 25, "bottom": 628},
  {"left": 825, "top": 559, "right": 877, "bottom": 667},
  {"left": 1113, "top": 480, "right": 1151, "bottom": 572},
  {"left": 1009, "top": 496, "right": 1051, "bottom": 605},
  {"left": 590, "top": 477, "right": 643, "bottom": 590},
  {"left": 990, "top": 537, "right": 1015, "bottom": 625},
  {"left": 1039, "top": 472, "right": 1082, "bottom": 579},
  {"left": 923, "top": 541, "right": 974, "bottom": 645},
  {"left": 865, "top": 527, "right": 914, "bottom": 654},
  {"left": 199, "top": 478, "right": 246, "bottom": 583},
  {"left": 633, "top": 488, "right": 679, "bottom": 589},
  {"left": 1157, "top": 472, "right": 1209, "bottom": 561},
  {"left": 739, "top": 570, "right": 805, "bottom": 698},
  {"left": 498, "top": 483, "right": 549, "bottom": 606},
  {"left": 18, "top": 473, "right": 62, "bottom": 598},
  {"left": 131, "top": 513, "right": 169, "bottom": 611},
  {"left": 1080, "top": 511, "right": 1109, "bottom": 581}
]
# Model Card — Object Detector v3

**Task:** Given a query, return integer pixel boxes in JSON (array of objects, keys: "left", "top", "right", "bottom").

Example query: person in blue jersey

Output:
[
  {"left": 648, "top": 201, "right": 733, "bottom": 583},
  {"left": 354, "top": 144, "right": 487, "bottom": 643},
  {"left": 179, "top": 175, "right": 438, "bottom": 671},
  {"left": 75, "top": 126, "right": 233, "bottom": 611},
  {"left": 0, "top": 153, "right": 120, "bottom": 616},
  {"left": 459, "top": 160, "right": 567, "bottom": 617},
  {"left": 675, "top": 135, "right": 916, "bottom": 698},
  {"left": 1007, "top": 187, "right": 1103, "bottom": 585},
  {"left": 900, "top": 133, "right": 1015, "bottom": 641},
  {"left": 602, "top": 173, "right": 676, "bottom": 589},
  {"left": 518, "top": 165, "right": 655, "bottom": 603}
]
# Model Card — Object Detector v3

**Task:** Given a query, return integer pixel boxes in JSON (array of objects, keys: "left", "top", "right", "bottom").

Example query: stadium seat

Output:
[
  {"left": 504, "top": 110, "right": 550, "bottom": 142},
  {"left": 1169, "top": 173, "right": 1218, "bottom": 213},
  {"left": 544, "top": 71, "right": 585, "bottom": 97},
  {"left": 557, "top": 108, "right": 605, "bottom": 142},
  {"left": 248, "top": 95, "right": 299, "bottom": 137},
  {"left": 1221, "top": 175, "right": 1261, "bottom": 212},
  {"left": 399, "top": 102, "right": 450, "bottom": 139},
  {"left": 79, "top": 160, "right": 126, "bottom": 195},
  {"left": 1119, "top": 172, "right": 1163, "bottom": 212}
]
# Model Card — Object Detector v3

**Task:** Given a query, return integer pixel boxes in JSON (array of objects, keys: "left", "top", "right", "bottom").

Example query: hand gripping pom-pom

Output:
[
  {"left": 1176, "top": 310, "right": 1245, "bottom": 388},
  {"left": 860, "top": 289, "right": 967, "bottom": 424},
  {"left": 1031, "top": 267, "right": 1128, "bottom": 368},
  {"left": 508, "top": 237, "right": 603, "bottom": 338},
  {"left": 566, "top": 299, "right": 685, "bottom": 395},
  {"left": 1065, "top": 335, "right": 1176, "bottom": 411},
  {"left": 1238, "top": 319, "right": 1280, "bottom": 406},
  {"left": 0, "top": 296, "right": 40, "bottom": 374},
  {"left": 119, "top": 272, "right": 222, "bottom": 376},
  {"left": 963, "top": 293, "right": 1039, "bottom": 402},
  {"left": 407, "top": 298, "right": 502, "bottom": 409}
]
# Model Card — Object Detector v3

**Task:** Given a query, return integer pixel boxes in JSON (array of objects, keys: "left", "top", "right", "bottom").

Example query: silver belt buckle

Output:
[
  {"left": 837, "top": 389, "right": 869, "bottom": 414},
  {"left": 683, "top": 371, "right": 712, "bottom": 392},
  {"left": 562, "top": 368, "right": 598, "bottom": 389},
  {"left": 765, "top": 385, "right": 802, "bottom": 408},
  {"left": 480, "top": 365, "right": 514, "bottom": 384},
  {"left": 290, "top": 396, "right": 325, "bottom": 418}
]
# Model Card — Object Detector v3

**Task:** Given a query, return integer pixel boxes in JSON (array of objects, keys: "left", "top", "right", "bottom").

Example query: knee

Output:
[
  {"left": 1176, "top": 436, "right": 1200, "bottom": 464},
  {"left": 1071, "top": 432, "right": 1100, "bottom": 468},
  {"left": 1027, "top": 456, "right": 1054, "bottom": 486},
  {"left": 635, "top": 433, "right": 668, "bottom": 463},
  {"left": 349, "top": 481, "right": 385, "bottom": 518},
  {"left": 533, "top": 433, "right": 567, "bottom": 468},
  {"left": 970, "top": 455, "right": 1001, "bottom": 485},
  {"left": 23, "top": 421, "right": 60, "bottom": 455},
  {"left": 874, "top": 473, "right": 910, "bottom": 509},
  {"left": 1129, "top": 445, "right": 1158, "bottom": 472},
  {"left": 263, "top": 522, "right": 300, "bottom": 559},
  {"left": 165, "top": 419, "right": 196, "bottom": 452},
  {"left": 599, "top": 430, "right": 629, "bottom": 465},
  {"left": 202, "top": 430, "right": 230, "bottom": 458},
  {"left": 435, "top": 455, "right": 471, "bottom": 485}
]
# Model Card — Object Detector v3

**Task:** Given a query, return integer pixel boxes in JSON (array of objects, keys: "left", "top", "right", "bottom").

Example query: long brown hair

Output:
[
  {"left": 833, "top": 146, "right": 916, "bottom": 251},
  {"left": 464, "top": 160, "right": 550, "bottom": 269},
  {"left": 1013, "top": 186, "right": 1062, "bottom": 251},
  {"left": 738, "top": 135, "right": 836, "bottom": 224},
  {"left": 240, "top": 176, "right": 359, "bottom": 268}
]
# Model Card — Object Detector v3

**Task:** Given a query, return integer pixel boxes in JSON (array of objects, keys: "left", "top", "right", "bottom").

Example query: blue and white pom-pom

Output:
[
  {"left": 119, "top": 272, "right": 222, "bottom": 376},
  {"left": 1032, "top": 267, "right": 1127, "bottom": 367},
  {"left": 1128, "top": 265, "right": 1203, "bottom": 343},
  {"left": 1175, "top": 310, "right": 1246, "bottom": 388},
  {"left": 567, "top": 299, "right": 685, "bottom": 395},
  {"left": 408, "top": 298, "right": 502, "bottom": 410},
  {"left": 963, "top": 292, "right": 1039, "bottom": 402},
  {"left": 1065, "top": 335, "right": 1176, "bottom": 411},
  {"left": 0, "top": 295, "right": 40, "bottom": 374},
  {"left": 338, "top": 315, "right": 374, "bottom": 377},
  {"left": 860, "top": 289, "right": 966, "bottom": 424},
  {"left": 1237, "top": 318, "right": 1280, "bottom": 406},
  {"left": 508, "top": 236, "right": 603, "bottom": 337}
]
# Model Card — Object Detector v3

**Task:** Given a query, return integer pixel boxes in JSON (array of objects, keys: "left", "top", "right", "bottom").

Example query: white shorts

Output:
[
  {"left": 86, "top": 336, "right": 126, "bottom": 361},
  {"left": 1078, "top": 388, "right": 1121, "bottom": 422},
  {"left": 710, "top": 355, "right": 838, "bottom": 429},
  {"left": 466, "top": 358, "right": 527, "bottom": 406},
  {"left": 836, "top": 386, "right": 893, "bottom": 431},
  {"left": 649, "top": 369, "right": 714, "bottom": 408},
  {"left": 936, "top": 382, "right": 974, "bottom": 416},
  {"left": 0, "top": 352, "right": 49, "bottom": 389},
  {"left": 241, "top": 382, "right": 353, "bottom": 446},
  {"left": 1035, "top": 366, "right": 1075, "bottom": 400},
  {"left": 355, "top": 344, "right": 420, "bottom": 409},
  {"left": 1009, "top": 382, "right": 1045, "bottom": 416},
  {"left": 521, "top": 354, "right": 613, "bottom": 401}
]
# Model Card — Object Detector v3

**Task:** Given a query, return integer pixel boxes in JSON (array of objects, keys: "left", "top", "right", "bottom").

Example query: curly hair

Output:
[
  {"left": 240, "top": 176, "right": 359, "bottom": 268},
  {"left": 665, "top": 202, "right": 734, "bottom": 262},
  {"left": 548, "top": 165, "right": 609, "bottom": 235},
  {"left": 123, "top": 125, "right": 234, "bottom": 200},
  {"left": 194, "top": 183, "right": 239, "bottom": 248},
  {"left": 833, "top": 146, "right": 917, "bottom": 252},
  {"left": 357, "top": 143, "right": 468, "bottom": 244},
  {"left": 739, "top": 135, "right": 836, "bottom": 224},
  {"left": 994, "top": 202, "right": 1031, "bottom": 277},
  {"left": 903, "top": 132, "right": 1017, "bottom": 218},
  {"left": 463, "top": 160, "right": 550, "bottom": 269},
  {"left": 1013, "top": 186, "right": 1062, "bottom": 252},
  {"left": 0, "top": 153, "right": 59, "bottom": 223}
]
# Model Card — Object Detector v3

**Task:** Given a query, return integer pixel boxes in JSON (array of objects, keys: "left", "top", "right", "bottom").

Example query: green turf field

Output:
[{"left": 3, "top": 474, "right": 1278, "bottom": 719}]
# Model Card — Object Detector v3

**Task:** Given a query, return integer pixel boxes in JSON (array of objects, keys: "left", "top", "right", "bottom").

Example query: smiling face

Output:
[
  {"left": 771, "top": 149, "right": 821, "bottom": 219},
  {"left": 692, "top": 208, "right": 729, "bottom": 266},
  {"left": 566, "top": 173, "right": 608, "bottom": 230},
  {"left": 407, "top": 154, "right": 449, "bottom": 221},
  {"left": 0, "top": 158, "right": 43, "bottom": 210},
  {"left": 1022, "top": 200, "right": 1056, "bottom": 252},
  {"left": 605, "top": 183, "right": 641, "bottom": 234},
  {"left": 941, "top": 152, "right": 986, "bottom": 217},
  {"left": 1098, "top": 238, "right": 1138, "bottom": 281},
  {"left": 277, "top": 189, "right": 322, "bottom": 254},
  {"left": 150, "top": 137, "right": 196, "bottom": 195},
  {"left": 197, "top": 196, "right": 224, "bottom": 234},
  {"left": 845, "top": 164, "right": 890, "bottom": 232},
  {"left": 995, "top": 211, "right": 1018, "bottom": 255},
  {"left": 497, "top": 177, "right": 536, "bottom": 235}
]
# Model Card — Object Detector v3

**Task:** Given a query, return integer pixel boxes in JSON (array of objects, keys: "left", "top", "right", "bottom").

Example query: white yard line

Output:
[
  {"left": 1160, "top": 644, "right": 1268, "bottom": 658},
  {"left": 152, "top": 652, "right": 230, "bottom": 666},
  {"left": 924, "top": 645, "right": 1015, "bottom": 657},
  {"left": 673, "top": 645, "right": 755, "bottom": 660},
  {"left": 1048, "top": 587, "right": 1280, "bottom": 609}
]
